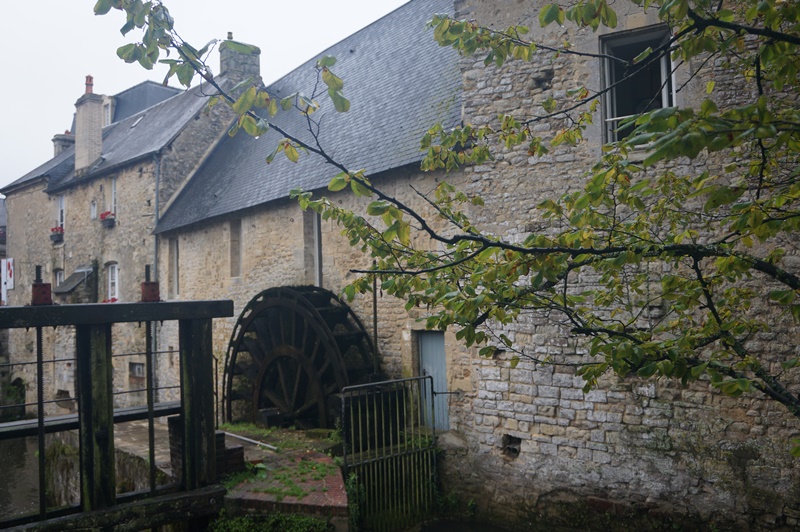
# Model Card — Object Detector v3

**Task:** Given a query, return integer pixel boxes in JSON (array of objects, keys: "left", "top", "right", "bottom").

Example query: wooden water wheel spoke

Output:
[
  {"left": 291, "top": 361, "right": 303, "bottom": 407},
  {"left": 294, "top": 395, "right": 321, "bottom": 416},
  {"left": 242, "top": 336, "right": 266, "bottom": 365},
  {"left": 224, "top": 286, "right": 379, "bottom": 427}
]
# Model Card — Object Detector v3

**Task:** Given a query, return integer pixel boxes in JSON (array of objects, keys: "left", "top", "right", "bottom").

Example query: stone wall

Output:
[
  {"left": 430, "top": 0, "right": 800, "bottom": 529},
  {"left": 158, "top": 1, "right": 800, "bottom": 529}
]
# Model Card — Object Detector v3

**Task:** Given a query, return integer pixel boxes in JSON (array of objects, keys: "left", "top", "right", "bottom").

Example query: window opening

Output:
[
  {"left": 169, "top": 237, "right": 180, "bottom": 298},
  {"left": 57, "top": 195, "right": 65, "bottom": 230},
  {"left": 602, "top": 26, "right": 674, "bottom": 142},
  {"left": 106, "top": 262, "right": 118, "bottom": 302},
  {"left": 230, "top": 219, "right": 242, "bottom": 278},
  {"left": 129, "top": 362, "right": 145, "bottom": 378}
]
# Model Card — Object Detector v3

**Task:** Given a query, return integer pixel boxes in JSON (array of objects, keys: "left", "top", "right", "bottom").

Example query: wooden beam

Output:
[
  {"left": 0, "top": 402, "right": 182, "bottom": 440},
  {"left": 76, "top": 323, "right": 116, "bottom": 512},
  {"left": 180, "top": 318, "right": 217, "bottom": 490},
  {"left": 14, "top": 485, "right": 225, "bottom": 531},
  {"left": 0, "top": 300, "right": 233, "bottom": 329}
]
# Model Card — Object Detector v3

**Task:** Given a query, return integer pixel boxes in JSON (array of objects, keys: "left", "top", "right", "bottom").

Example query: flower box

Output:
[
  {"left": 100, "top": 211, "right": 116, "bottom": 228},
  {"left": 50, "top": 226, "right": 64, "bottom": 243}
]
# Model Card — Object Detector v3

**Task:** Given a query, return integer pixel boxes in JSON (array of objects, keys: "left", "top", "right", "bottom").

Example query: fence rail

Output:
[
  {"left": 0, "top": 298, "right": 232, "bottom": 529},
  {"left": 342, "top": 375, "right": 437, "bottom": 531}
]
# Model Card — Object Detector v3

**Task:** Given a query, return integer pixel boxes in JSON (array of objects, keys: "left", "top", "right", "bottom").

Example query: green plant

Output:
[
  {"left": 345, "top": 472, "right": 365, "bottom": 532},
  {"left": 209, "top": 508, "right": 330, "bottom": 532}
]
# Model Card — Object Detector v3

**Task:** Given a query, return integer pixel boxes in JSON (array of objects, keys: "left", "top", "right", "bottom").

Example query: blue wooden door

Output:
[{"left": 419, "top": 331, "right": 449, "bottom": 431}]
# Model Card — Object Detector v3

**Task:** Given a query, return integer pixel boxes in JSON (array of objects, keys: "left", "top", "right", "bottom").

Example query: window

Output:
[
  {"left": 90, "top": 200, "right": 97, "bottom": 220},
  {"left": 230, "top": 219, "right": 242, "bottom": 278},
  {"left": 106, "top": 262, "right": 119, "bottom": 302},
  {"left": 103, "top": 102, "right": 112, "bottom": 126},
  {"left": 169, "top": 237, "right": 180, "bottom": 298},
  {"left": 601, "top": 26, "right": 674, "bottom": 142},
  {"left": 54, "top": 269, "right": 64, "bottom": 287},
  {"left": 129, "top": 362, "right": 145, "bottom": 378},
  {"left": 57, "top": 195, "right": 65, "bottom": 229}
]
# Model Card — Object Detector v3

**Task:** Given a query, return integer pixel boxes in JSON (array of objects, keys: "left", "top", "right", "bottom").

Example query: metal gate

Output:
[{"left": 342, "top": 376, "right": 437, "bottom": 531}]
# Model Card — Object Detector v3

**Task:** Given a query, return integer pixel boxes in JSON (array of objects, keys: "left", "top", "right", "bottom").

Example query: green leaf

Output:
[
  {"left": 769, "top": 290, "right": 797, "bottom": 305},
  {"left": 510, "top": 356, "right": 520, "bottom": 369},
  {"left": 94, "top": 0, "right": 112, "bottom": 15},
  {"left": 632, "top": 47, "right": 653, "bottom": 64},
  {"left": 284, "top": 143, "right": 299, "bottom": 163},
  {"left": 281, "top": 94, "right": 296, "bottom": 111},
  {"left": 321, "top": 68, "right": 344, "bottom": 91},
  {"left": 116, "top": 43, "right": 138, "bottom": 62},
  {"left": 539, "top": 3, "right": 562, "bottom": 27},
  {"left": 232, "top": 86, "right": 257, "bottom": 115},
  {"left": 367, "top": 201, "right": 391, "bottom": 216},
  {"left": 328, "top": 173, "right": 348, "bottom": 192},
  {"left": 328, "top": 89, "right": 351, "bottom": 112},
  {"left": 316, "top": 55, "right": 337, "bottom": 68}
]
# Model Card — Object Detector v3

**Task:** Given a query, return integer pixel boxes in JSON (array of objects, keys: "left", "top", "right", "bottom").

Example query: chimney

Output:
[
  {"left": 52, "top": 130, "right": 74, "bottom": 157},
  {"left": 74, "top": 75, "right": 104, "bottom": 173},
  {"left": 219, "top": 33, "right": 262, "bottom": 84}
]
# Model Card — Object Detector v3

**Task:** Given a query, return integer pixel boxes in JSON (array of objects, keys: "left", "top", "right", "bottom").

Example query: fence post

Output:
[
  {"left": 179, "top": 318, "right": 216, "bottom": 489},
  {"left": 76, "top": 323, "right": 116, "bottom": 511}
]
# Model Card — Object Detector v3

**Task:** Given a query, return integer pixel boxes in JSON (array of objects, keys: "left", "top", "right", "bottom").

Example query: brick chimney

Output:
[
  {"left": 219, "top": 33, "right": 262, "bottom": 83},
  {"left": 52, "top": 130, "right": 74, "bottom": 157},
  {"left": 74, "top": 75, "right": 104, "bottom": 173}
]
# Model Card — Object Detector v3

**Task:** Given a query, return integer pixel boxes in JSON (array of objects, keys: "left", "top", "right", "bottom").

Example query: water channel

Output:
[{"left": 0, "top": 437, "right": 40, "bottom": 519}]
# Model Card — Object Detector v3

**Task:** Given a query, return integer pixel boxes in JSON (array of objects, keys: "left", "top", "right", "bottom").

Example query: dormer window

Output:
[{"left": 103, "top": 102, "right": 112, "bottom": 126}]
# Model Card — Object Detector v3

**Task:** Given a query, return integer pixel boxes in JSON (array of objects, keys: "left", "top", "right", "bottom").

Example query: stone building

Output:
[
  {"left": 0, "top": 42, "right": 258, "bottom": 410},
  {"left": 2, "top": 0, "right": 799, "bottom": 528},
  {"left": 153, "top": 0, "right": 799, "bottom": 528}
]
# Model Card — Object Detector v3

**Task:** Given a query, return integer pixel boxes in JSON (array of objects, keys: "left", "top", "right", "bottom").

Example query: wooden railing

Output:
[{"left": 0, "top": 298, "right": 233, "bottom": 530}]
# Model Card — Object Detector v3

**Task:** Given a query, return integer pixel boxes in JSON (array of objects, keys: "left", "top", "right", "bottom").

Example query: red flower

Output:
[
  {"left": 50, "top": 226, "right": 64, "bottom": 234},
  {"left": 99, "top": 211, "right": 115, "bottom": 221},
  {"left": 102, "top": 297, "right": 118, "bottom": 303}
]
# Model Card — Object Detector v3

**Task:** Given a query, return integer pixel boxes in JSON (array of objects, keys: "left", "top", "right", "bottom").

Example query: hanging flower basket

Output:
[
  {"left": 50, "top": 226, "right": 64, "bottom": 243},
  {"left": 100, "top": 211, "right": 116, "bottom": 228}
]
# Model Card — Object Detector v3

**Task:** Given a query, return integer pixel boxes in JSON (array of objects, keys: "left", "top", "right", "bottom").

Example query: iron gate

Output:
[{"left": 342, "top": 376, "right": 437, "bottom": 531}]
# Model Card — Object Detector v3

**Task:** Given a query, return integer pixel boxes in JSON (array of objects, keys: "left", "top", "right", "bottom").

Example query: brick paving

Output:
[{"left": 115, "top": 420, "right": 349, "bottom": 529}]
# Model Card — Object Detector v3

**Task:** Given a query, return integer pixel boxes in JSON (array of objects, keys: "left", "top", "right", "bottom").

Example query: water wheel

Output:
[{"left": 223, "top": 286, "right": 379, "bottom": 428}]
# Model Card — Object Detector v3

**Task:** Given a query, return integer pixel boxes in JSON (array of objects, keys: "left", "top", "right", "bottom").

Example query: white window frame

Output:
[
  {"left": 107, "top": 263, "right": 119, "bottom": 301},
  {"left": 57, "top": 195, "right": 65, "bottom": 229},
  {"left": 601, "top": 26, "right": 675, "bottom": 143},
  {"left": 55, "top": 269, "right": 64, "bottom": 287},
  {"left": 110, "top": 177, "right": 117, "bottom": 216},
  {"left": 103, "top": 102, "right": 112, "bottom": 126},
  {"left": 90, "top": 200, "right": 97, "bottom": 220}
]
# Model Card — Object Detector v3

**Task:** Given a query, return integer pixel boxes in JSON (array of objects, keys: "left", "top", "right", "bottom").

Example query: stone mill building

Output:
[{"left": 2, "top": 0, "right": 799, "bottom": 529}]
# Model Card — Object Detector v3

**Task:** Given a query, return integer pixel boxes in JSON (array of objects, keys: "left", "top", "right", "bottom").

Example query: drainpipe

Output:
[{"left": 152, "top": 153, "right": 162, "bottom": 398}]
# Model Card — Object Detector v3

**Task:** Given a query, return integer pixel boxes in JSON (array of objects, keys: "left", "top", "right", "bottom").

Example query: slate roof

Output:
[
  {"left": 1, "top": 81, "right": 212, "bottom": 195},
  {"left": 155, "top": 0, "right": 461, "bottom": 234},
  {"left": 111, "top": 81, "right": 182, "bottom": 124}
]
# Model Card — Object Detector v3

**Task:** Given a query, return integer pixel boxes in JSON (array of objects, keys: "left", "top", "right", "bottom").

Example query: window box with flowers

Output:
[
  {"left": 50, "top": 226, "right": 64, "bottom": 243},
  {"left": 100, "top": 211, "right": 116, "bottom": 228}
]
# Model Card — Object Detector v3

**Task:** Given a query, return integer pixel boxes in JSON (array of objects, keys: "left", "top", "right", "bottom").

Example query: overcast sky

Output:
[{"left": 0, "top": 0, "right": 410, "bottom": 191}]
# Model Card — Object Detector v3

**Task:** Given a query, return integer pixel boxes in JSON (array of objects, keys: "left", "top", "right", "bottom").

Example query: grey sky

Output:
[{"left": 0, "top": 0, "right": 410, "bottom": 191}]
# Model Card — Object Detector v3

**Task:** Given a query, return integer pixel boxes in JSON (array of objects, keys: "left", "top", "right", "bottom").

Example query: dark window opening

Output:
[
  {"left": 502, "top": 434, "right": 521, "bottom": 459},
  {"left": 602, "top": 26, "right": 673, "bottom": 142}
]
